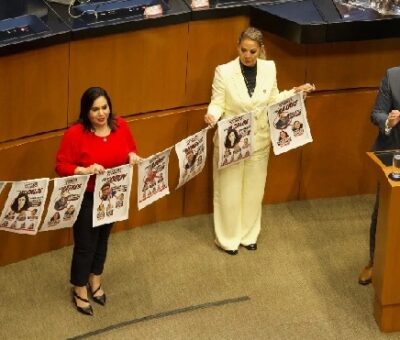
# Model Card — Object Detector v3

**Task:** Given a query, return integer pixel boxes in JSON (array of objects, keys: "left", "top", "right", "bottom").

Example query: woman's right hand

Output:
[
  {"left": 204, "top": 114, "right": 217, "bottom": 127},
  {"left": 388, "top": 110, "right": 400, "bottom": 128},
  {"left": 294, "top": 83, "right": 316, "bottom": 93},
  {"left": 75, "top": 163, "right": 105, "bottom": 175},
  {"left": 128, "top": 152, "right": 143, "bottom": 166},
  {"left": 88, "top": 163, "right": 105, "bottom": 174}
]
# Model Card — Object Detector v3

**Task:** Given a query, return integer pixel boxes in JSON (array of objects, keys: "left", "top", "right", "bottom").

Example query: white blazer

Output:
[{"left": 208, "top": 57, "right": 294, "bottom": 150}]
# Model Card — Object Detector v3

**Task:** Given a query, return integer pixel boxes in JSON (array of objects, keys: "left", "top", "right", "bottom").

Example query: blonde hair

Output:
[{"left": 238, "top": 27, "right": 266, "bottom": 60}]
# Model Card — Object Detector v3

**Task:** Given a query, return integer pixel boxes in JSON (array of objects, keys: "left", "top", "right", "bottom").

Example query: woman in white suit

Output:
[{"left": 204, "top": 27, "right": 315, "bottom": 255}]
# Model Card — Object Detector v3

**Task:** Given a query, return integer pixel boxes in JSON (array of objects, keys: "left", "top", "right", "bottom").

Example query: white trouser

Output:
[{"left": 213, "top": 145, "right": 270, "bottom": 250}]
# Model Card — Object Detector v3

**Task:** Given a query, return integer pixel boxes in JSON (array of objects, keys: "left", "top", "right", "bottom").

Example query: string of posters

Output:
[{"left": 0, "top": 93, "right": 312, "bottom": 235}]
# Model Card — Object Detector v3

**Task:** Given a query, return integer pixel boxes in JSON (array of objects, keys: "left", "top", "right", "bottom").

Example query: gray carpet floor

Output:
[{"left": 1, "top": 195, "right": 400, "bottom": 340}]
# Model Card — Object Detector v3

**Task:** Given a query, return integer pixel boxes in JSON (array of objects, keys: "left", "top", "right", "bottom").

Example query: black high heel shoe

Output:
[
  {"left": 214, "top": 239, "right": 238, "bottom": 255},
  {"left": 89, "top": 284, "right": 106, "bottom": 306},
  {"left": 242, "top": 243, "right": 257, "bottom": 251},
  {"left": 224, "top": 249, "right": 239, "bottom": 255},
  {"left": 72, "top": 290, "right": 93, "bottom": 316}
]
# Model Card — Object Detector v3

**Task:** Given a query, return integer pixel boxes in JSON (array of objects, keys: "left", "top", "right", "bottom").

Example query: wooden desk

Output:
[{"left": 368, "top": 151, "right": 400, "bottom": 332}]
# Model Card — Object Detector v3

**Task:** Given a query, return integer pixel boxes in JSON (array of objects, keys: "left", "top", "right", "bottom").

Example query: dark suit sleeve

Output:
[{"left": 371, "top": 71, "right": 393, "bottom": 134}]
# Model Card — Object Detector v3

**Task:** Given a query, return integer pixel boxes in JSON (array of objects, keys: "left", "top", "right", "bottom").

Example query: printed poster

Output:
[
  {"left": 217, "top": 112, "right": 254, "bottom": 169},
  {"left": 138, "top": 148, "right": 172, "bottom": 210},
  {"left": 175, "top": 129, "right": 208, "bottom": 189},
  {"left": 0, "top": 178, "right": 49, "bottom": 235},
  {"left": 268, "top": 92, "right": 313, "bottom": 155},
  {"left": 93, "top": 165, "right": 133, "bottom": 227},
  {"left": 0, "top": 181, "right": 5, "bottom": 195},
  {"left": 40, "top": 175, "right": 89, "bottom": 232}
]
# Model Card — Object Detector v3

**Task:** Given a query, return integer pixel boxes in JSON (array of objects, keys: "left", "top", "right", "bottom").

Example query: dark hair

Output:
[
  {"left": 11, "top": 192, "right": 30, "bottom": 213},
  {"left": 79, "top": 87, "right": 116, "bottom": 131},
  {"left": 50, "top": 211, "right": 61, "bottom": 222},
  {"left": 224, "top": 128, "right": 241, "bottom": 148},
  {"left": 184, "top": 149, "right": 198, "bottom": 170},
  {"left": 279, "top": 130, "right": 289, "bottom": 139},
  {"left": 292, "top": 121, "right": 303, "bottom": 130},
  {"left": 54, "top": 196, "right": 68, "bottom": 211},
  {"left": 101, "top": 182, "right": 111, "bottom": 190}
]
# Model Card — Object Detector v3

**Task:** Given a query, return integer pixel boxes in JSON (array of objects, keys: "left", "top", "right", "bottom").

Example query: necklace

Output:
[{"left": 91, "top": 126, "right": 111, "bottom": 142}]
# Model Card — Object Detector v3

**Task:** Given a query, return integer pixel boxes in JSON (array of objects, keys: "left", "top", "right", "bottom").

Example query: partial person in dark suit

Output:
[{"left": 359, "top": 66, "right": 400, "bottom": 285}]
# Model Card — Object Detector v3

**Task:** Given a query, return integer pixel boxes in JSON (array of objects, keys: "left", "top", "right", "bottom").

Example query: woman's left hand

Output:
[
  {"left": 129, "top": 152, "right": 143, "bottom": 166},
  {"left": 294, "top": 83, "right": 316, "bottom": 98}
]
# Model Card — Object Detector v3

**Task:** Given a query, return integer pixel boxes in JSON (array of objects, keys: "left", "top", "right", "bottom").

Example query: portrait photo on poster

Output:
[{"left": 217, "top": 112, "right": 254, "bottom": 169}]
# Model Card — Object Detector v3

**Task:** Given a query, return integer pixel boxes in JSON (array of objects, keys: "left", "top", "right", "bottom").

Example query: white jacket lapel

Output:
[
  {"left": 230, "top": 58, "right": 251, "bottom": 106},
  {"left": 252, "top": 60, "right": 268, "bottom": 103}
]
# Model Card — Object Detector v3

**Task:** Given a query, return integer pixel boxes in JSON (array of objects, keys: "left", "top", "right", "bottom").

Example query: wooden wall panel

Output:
[
  {"left": 264, "top": 148, "right": 302, "bottom": 204},
  {"left": 254, "top": 31, "right": 305, "bottom": 204},
  {"left": 0, "top": 133, "right": 61, "bottom": 181},
  {"left": 68, "top": 24, "right": 189, "bottom": 123},
  {"left": 299, "top": 91, "right": 378, "bottom": 199},
  {"left": 0, "top": 134, "right": 72, "bottom": 266},
  {"left": 0, "top": 44, "right": 69, "bottom": 142},
  {"left": 185, "top": 16, "right": 250, "bottom": 106},
  {"left": 306, "top": 38, "right": 400, "bottom": 91},
  {"left": 262, "top": 31, "right": 307, "bottom": 91}
]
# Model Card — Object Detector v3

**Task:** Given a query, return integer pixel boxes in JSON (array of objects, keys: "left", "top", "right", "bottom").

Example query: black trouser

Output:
[
  {"left": 369, "top": 187, "right": 379, "bottom": 264},
  {"left": 70, "top": 192, "right": 113, "bottom": 287}
]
